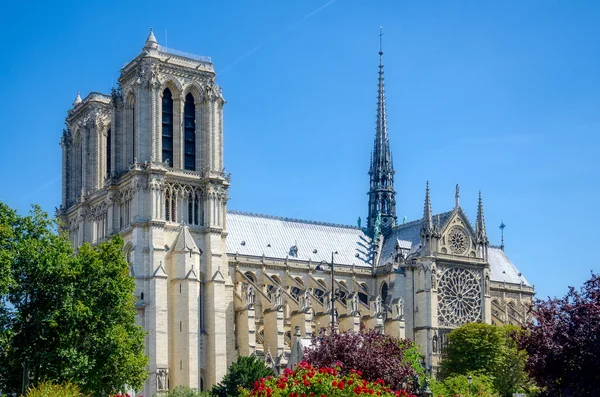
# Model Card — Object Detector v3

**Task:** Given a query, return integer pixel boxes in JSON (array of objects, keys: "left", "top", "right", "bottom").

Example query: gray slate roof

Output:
[
  {"left": 225, "top": 210, "right": 530, "bottom": 287},
  {"left": 488, "top": 246, "right": 531, "bottom": 286},
  {"left": 379, "top": 212, "right": 452, "bottom": 265},
  {"left": 226, "top": 211, "right": 373, "bottom": 267}
]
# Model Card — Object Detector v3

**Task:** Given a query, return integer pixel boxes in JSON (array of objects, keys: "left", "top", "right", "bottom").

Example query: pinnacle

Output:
[
  {"left": 144, "top": 28, "right": 159, "bottom": 50},
  {"left": 73, "top": 91, "right": 82, "bottom": 106}
]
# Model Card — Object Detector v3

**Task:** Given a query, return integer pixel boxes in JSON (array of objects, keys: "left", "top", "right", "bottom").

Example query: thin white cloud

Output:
[
  {"left": 218, "top": 0, "right": 338, "bottom": 74},
  {"left": 20, "top": 177, "right": 59, "bottom": 203}
]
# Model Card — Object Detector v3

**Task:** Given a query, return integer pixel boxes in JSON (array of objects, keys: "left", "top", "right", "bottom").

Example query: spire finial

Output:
[
  {"left": 144, "top": 28, "right": 159, "bottom": 50},
  {"left": 499, "top": 221, "right": 506, "bottom": 251},
  {"left": 476, "top": 191, "right": 488, "bottom": 244},
  {"left": 422, "top": 181, "right": 433, "bottom": 235},
  {"left": 73, "top": 91, "right": 82, "bottom": 106},
  {"left": 455, "top": 184, "right": 460, "bottom": 208},
  {"left": 379, "top": 25, "right": 384, "bottom": 59}
]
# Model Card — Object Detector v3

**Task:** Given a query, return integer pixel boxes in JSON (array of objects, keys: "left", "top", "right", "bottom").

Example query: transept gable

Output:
[{"left": 438, "top": 207, "right": 478, "bottom": 258}]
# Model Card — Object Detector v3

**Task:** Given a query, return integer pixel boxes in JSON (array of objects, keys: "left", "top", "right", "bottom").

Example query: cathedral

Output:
[{"left": 58, "top": 30, "right": 534, "bottom": 396}]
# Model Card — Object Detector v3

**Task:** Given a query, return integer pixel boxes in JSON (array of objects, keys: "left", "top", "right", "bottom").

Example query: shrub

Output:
[
  {"left": 303, "top": 328, "right": 420, "bottom": 392},
  {"left": 25, "top": 380, "right": 89, "bottom": 397},
  {"left": 240, "top": 361, "right": 416, "bottom": 397},
  {"left": 430, "top": 374, "right": 498, "bottom": 397},
  {"left": 212, "top": 355, "right": 274, "bottom": 397}
]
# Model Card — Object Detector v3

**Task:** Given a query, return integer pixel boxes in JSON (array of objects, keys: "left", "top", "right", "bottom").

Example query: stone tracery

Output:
[{"left": 438, "top": 267, "right": 482, "bottom": 326}]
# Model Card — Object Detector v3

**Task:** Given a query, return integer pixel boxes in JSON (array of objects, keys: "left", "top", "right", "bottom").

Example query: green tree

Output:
[
  {"left": 0, "top": 203, "right": 148, "bottom": 397},
  {"left": 440, "top": 322, "right": 532, "bottom": 397},
  {"left": 431, "top": 374, "right": 499, "bottom": 397},
  {"left": 212, "top": 355, "right": 274, "bottom": 397}
]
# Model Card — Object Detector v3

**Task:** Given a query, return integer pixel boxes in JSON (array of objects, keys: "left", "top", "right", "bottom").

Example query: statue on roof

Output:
[{"left": 373, "top": 211, "right": 382, "bottom": 242}]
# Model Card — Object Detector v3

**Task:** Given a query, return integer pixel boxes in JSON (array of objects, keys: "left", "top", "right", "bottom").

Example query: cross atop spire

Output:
[
  {"left": 379, "top": 25, "right": 384, "bottom": 60},
  {"left": 368, "top": 26, "right": 397, "bottom": 235}
]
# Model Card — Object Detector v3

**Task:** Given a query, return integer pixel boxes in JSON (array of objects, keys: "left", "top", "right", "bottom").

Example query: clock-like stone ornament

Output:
[{"left": 448, "top": 226, "right": 469, "bottom": 255}]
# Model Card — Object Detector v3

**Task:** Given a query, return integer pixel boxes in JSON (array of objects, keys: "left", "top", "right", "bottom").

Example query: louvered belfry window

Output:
[
  {"left": 184, "top": 93, "right": 196, "bottom": 170},
  {"left": 162, "top": 89, "right": 174, "bottom": 166}
]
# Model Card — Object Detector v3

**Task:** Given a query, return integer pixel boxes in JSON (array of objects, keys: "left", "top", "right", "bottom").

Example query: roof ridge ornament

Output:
[{"left": 455, "top": 184, "right": 460, "bottom": 208}]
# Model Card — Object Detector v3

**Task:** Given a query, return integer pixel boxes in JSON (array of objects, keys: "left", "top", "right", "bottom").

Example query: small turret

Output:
[
  {"left": 144, "top": 28, "right": 159, "bottom": 50},
  {"left": 420, "top": 181, "right": 439, "bottom": 255},
  {"left": 73, "top": 91, "right": 82, "bottom": 106}
]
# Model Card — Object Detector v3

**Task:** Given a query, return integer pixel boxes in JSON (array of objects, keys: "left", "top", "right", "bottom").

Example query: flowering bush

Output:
[
  {"left": 303, "top": 328, "right": 421, "bottom": 392},
  {"left": 240, "top": 361, "right": 417, "bottom": 397}
]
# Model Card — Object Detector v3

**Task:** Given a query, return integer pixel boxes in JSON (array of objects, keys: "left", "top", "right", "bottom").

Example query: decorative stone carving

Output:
[
  {"left": 438, "top": 267, "right": 482, "bottom": 326},
  {"left": 156, "top": 368, "right": 168, "bottom": 391},
  {"left": 350, "top": 292, "right": 360, "bottom": 316},
  {"left": 245, "top": 285, "right": 255, "bottom": 309},
  {"left": 447, "top": 226, "right": 469, "bottom": 255},
  {"left": 301, "top": 290, "right": 312, "bottom": 312},
  {"left": 273, "top": 287, "right": 283, "bottom": 311}
]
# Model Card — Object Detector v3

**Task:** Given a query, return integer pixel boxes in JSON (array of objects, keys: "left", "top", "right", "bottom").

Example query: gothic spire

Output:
[
  {"left": 368, "top": 26, "right": 397, "bottom": 235},
  {"left": 422, "top": 181, "right": 433, "bottom": 236},
  {"left": 476, "top": 191, "right": 488, "bottom": 244}
]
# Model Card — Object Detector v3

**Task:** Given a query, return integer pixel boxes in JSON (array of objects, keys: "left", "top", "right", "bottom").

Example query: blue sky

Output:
[{"left": 0, "top": 0, "right": 598, "bottom": 300}]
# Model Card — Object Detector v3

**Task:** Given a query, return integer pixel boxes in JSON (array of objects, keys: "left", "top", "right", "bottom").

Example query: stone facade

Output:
[{"left": 58, "top": 30, "right": 534, "bottom": 396}]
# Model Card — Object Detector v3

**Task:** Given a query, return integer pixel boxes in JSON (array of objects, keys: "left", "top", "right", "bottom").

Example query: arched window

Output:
[
  {"left": 244, "top": 271, "right": 256, "bottom": 283},
  {"left": 380, "top": 282, "right": 388, "bottom": 303},
  {"left": 164, "top": 190, "right": 176, "bottom": 222},
  {"left": 125, "top": 94, "right": 135, "bottom": 166},
  {"left": 184, "top": 93, "right": 196, "bottom": 170},
  {"left": 162, "top": 89, "right": 174, "bottom": 166},
  {"left": 106, "top": 128, "right": 112, "bottom": 178},
  {"left": 359, "top": 283, "right": 369, "bottom": 306}
]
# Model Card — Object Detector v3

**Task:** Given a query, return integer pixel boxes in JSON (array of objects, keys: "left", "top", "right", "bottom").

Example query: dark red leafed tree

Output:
[
  {"left": 303, "top": 327, "right": 421, "bottom": 392},
  {"left": 518, "top": 272, "right": 600, "bottom": 397}
]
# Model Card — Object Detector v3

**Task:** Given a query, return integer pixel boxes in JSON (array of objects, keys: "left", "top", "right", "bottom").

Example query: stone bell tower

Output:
[{"left": 60, "top": 29, "right": 234, "bottom": 396}]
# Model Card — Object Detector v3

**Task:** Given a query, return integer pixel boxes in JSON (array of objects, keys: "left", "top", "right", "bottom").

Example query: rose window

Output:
[
  {"left": 438, "top": 267, "right": 482, "bottom": 326},
  {"left": 448, "top": 226, "right": 469, "bottom": 255}
]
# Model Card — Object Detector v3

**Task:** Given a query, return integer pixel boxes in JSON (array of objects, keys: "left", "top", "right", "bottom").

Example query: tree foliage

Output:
[
  {"left": 240, "top": 361, "right": 416, "bottom": 397},
  {"left": 303, "top": 328, "right": 421, "bottom": 392},
  {"left": 440, "top": 322, "right": 532, "bottom": 397},
  {"left": 0, "top": 202, "right": 148, "bottom": 397},
  {"left": 430, "top": 374, "right": 498, "bottom": 397},
  {"left": 212, "top": 355, "right": 274, "bottom": 397},
  {"left": 518, "top": 272, "right": 600, "bottom": 396}
]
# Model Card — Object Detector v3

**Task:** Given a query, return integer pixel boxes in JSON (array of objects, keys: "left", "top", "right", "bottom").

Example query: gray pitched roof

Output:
[
  {"left": 226, "top": 211, "right": 373, "bottom": 267},
  {"left": 225, "top": 210, "right": 530, "bottom": 287},
  {"left": 379, "top": 212, "right": 453, "bottom": 265},
  {"left": 488, "top": 246, "right": 531, "bottom": 286}
]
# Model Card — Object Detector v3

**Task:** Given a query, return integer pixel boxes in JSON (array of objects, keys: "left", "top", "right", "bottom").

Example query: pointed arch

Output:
[
  {"left": 184, "top": 93, "right": 196, "bottom": 170},
  {"left": 162, "top": 88, "right": 174, "bottom": 166},
  {"left": 105, "top": 125, "right": 112, "bottom": 178},
  {"left": 124, "top": 91, "right": 136, "bottom": 166},
  {"left": 182, "top": 82, "right": 204, "bottom": 103}
]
